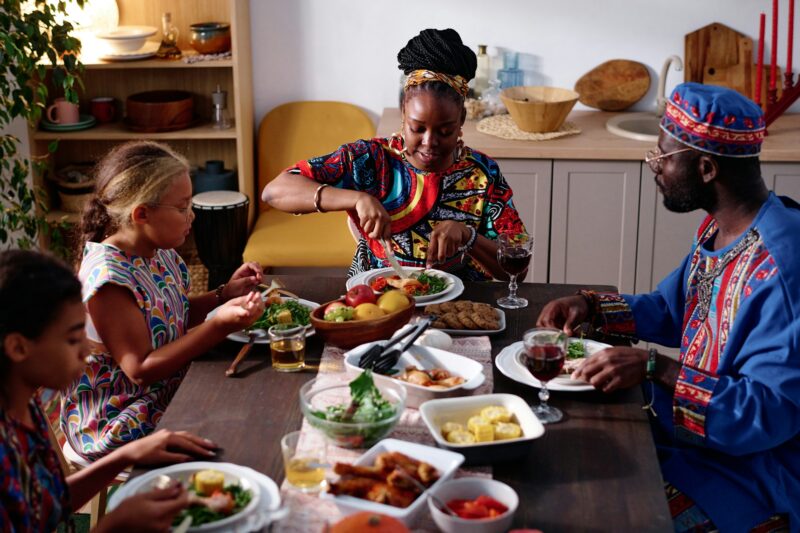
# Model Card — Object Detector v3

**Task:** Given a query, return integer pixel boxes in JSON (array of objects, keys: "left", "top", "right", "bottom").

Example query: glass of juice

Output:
[
  {"left": 522, "top": 327, "right": 567, "bottom": 424},
  {"left": 496, "top": 233, "right": 533, "bottom": 309},
  {"left": 281, "top": 430, "right": 327, "bottom": 492},
  {"left": 268, "top": 323, "right": 306, "bottom": 372}
]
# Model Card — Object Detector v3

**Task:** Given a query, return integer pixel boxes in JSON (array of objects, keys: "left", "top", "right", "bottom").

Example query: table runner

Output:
[{"left": 275, "top": 336, "right": 494, "bottom": 533}]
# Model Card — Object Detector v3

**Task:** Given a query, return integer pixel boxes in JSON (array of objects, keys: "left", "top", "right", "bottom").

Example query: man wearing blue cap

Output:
[{"left": 538, "top": 82, "right": 799, "bottom": 531}]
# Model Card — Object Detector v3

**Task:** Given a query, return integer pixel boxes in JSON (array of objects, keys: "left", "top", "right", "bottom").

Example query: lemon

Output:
[
  {"left": 377, "top": 290, "right": 409, "bottom": 314},
  {"left": 353, "top": 302, "right": 385, "bottom": 320},
  {"left": 193, "top": 469, "right": 225, "bottom": 495}
]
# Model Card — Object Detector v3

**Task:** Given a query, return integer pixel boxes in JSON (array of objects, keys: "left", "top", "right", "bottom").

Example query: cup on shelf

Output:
[
  {"left": 90, "top": 97, "right": 116, "bottom": 123},
  {"left": 46, "top": 98, "right": 80, "bottom": 124},
  {"left": 281, "top": 430, "right": 327, "bottom": 493}
]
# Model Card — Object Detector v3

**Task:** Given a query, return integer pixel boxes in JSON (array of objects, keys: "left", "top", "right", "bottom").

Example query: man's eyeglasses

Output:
[
  {"left": 645, "top": 147, "right": 692, "bottom": 174},
  {"left": 149, "top": 204, "right": 193, "bottom": 219}
]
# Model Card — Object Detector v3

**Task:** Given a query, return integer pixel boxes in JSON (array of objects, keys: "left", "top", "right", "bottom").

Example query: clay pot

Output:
[{"left": 189, "top": 22, "right": 231, "bottom": 54}]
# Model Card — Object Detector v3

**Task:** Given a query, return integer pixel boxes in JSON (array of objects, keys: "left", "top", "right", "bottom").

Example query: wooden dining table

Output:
[{"left": 140, "top": 276, "right": 672, "bottom": 531}]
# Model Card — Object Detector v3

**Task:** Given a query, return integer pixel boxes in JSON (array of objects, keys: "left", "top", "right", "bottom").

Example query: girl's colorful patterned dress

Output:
[
  {"left": 291, "top": 137, "right": 526, "bottom": 279},
  {"left": 61, "top": 242, "right": 190, "bottom": 460},
  {"left": 1, "top": 397, "right": 70, "bottom": 532}
]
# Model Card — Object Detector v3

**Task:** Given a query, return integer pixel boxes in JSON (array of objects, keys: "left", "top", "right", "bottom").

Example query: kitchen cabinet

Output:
[
  {"left": 496, "top": 159, "right": 552, "bottom": 283},
  {"left": 549, "top": 160, "right": 641, "bottom": 294},
  {"left": 762, "top": 163, "right": 800, "bottom": 198},
  {"left": 32, "top": 0, "right": 254, "bottom": 232}
]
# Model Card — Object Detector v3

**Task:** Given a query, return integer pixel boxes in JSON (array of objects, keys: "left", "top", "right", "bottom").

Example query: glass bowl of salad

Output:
[{"left": 299, "top": 371, "right": 406, "bottom": 449}]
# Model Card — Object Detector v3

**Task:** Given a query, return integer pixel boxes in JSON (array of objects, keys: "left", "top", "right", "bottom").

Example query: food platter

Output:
[
  {"left": 495, "top": 340, "right": 610, "bottom": 392},
  {"left": 107, "top": 461, "right": 283, "bottom": 532},
  {"left": 431, "top": 308, "right": 506, "bottom": 336},
  {"left": 346, "top": 267, "right": 463, "bottom": 306},
  {"left": 206, "top": 298, "right": 318, "bottom": 344}
]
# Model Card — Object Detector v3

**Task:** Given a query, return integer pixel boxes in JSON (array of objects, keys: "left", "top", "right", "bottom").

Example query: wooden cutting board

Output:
[{"left": 574, "top": 59, "right": 651, "bottom": 111}]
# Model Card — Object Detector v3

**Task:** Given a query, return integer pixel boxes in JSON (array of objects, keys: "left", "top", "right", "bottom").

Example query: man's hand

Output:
[
  {"left": 571, "top": 346, "right": 648, "bottom": 393},
  {"left": 536, "top": 295, "right": 590, "bottom": 336}
]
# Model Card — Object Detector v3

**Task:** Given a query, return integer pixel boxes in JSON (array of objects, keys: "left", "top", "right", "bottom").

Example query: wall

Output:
[{"left": 250, "top": 0, "right": 800, "bottom": 125}]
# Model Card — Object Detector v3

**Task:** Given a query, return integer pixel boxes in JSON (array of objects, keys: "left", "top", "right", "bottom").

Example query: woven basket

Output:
[{"left": 55, "top": 180, "right": 95, "bottom": 213}]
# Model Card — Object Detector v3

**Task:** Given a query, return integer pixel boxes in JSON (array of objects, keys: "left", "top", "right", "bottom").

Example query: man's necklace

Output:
[{"left": 694, "top": 228, "right": 760, "bottom": 321}]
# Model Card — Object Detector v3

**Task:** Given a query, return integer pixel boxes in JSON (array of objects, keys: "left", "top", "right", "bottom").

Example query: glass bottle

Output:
[
  {"left": 497, "top": 51, "right": 524, "bottom": 89},
  {"left": 473, "top": 44, "right": 490, "bottom": 97},
  {"left": 211, "top": 85, "right": 232, "bottom": 129},
  {"left": 156, "top": 12, "right": 182, "bottom": 59}
]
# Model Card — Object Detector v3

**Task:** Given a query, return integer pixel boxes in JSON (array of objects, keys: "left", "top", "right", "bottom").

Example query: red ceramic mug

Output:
[{"left": 90, "top": 97, "right": 115, "bottom": 123}]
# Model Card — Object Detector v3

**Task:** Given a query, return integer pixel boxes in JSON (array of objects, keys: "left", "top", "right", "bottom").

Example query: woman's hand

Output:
[
  {"left": 536, "top": 295, "right": 590, "bottom": 336},
  {"left": 354, "top": 193, "right": 391, "bottom": 239},
  {"left": 426, "top": 221, "right": 471, "bottom": 267},
  {"left": 212, "top": 292, "right": 264, "bottom": 332},
  {"left": 95, "top": 484, "right": 189, "bottom": 533},
  {"left": 120, "top": 429, "right": 217, "bottom": 466},
  {"left": 570, "top": 347, "right": 648, "bottom": 393},
  {"left": 223, "top": 262, "right": 264, "bottom": 300}
]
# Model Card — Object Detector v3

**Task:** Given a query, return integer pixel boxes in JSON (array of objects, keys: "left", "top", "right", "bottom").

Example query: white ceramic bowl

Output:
[
  {"left": 419, "top": 393, "right": 544, "bottom": 465},
  {"left": 321, "top": 438, "right": 464, "bottom": 526},
  {"left": 343, "top": 335, "right": 486, "bottom": 408},
  {"left": 96, "top": 25, "right": 157, "bottom": 53},
  {"left": 428, "top": 477, "right": 518, "bottom": 533}
]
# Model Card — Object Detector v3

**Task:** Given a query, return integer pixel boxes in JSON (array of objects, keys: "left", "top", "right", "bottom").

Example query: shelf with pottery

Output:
[
  {"left": 78, "top": 51, "right": 233, "bottom": 70},
  {"left": 31, "top": 121, "right": 238, "bottom": 141}
]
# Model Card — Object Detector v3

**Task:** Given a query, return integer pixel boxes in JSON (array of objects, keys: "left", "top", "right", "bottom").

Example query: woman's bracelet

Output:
[
  {"left": 458, "top": 226, "right": 478, "bottom": 259},
  {"left": 215, "top": 284, "right": 226, "bottom": 306},
  {"left": 313, "top": 184, "right": 329, "bottom": 213}
]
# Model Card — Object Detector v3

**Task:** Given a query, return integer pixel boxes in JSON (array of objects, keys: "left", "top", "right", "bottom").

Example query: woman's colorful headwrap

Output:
[
  {"left": 404, "top": 69, "right": 469, "bottom": 98},
  {"left": 660, "top": 82, "right": 765, "bottom": 158}
]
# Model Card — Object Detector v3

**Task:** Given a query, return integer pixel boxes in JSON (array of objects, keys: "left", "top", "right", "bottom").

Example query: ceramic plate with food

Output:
[
  {"left": 359, "top": 267, "right": 456, "bottom": 303},
  {"left": 551, "top": 337, "right": 612, "bottom": 386},
  {"left": 424, "top": 300, "right": 506, "bottom": 336},
  {"left": 494, "top": 342, "right": 598, "bottom": 392},
  {"left": 206, "top": 297, "right": 318, "bottom": 344}
]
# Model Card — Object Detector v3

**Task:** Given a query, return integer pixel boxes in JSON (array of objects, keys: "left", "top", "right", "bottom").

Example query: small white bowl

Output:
[
  {"left": 96, "top": 25, "right": 157, "bottom": 53},
  {"left": 429, "top": 477, "right": 518, "bottom": 533}
]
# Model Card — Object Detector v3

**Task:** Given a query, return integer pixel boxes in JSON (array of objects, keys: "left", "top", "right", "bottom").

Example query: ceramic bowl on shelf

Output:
[
  {"left": 95, "top": 25, "right": 157, "bottom": 53},
  {"left": 189, "top": 22, "right": 231, "bottom": 54},
  {"left": 500, "top": 86, "right": 579, "bottom": 133}
]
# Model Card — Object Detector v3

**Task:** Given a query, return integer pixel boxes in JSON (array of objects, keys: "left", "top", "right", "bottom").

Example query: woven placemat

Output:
[{"left": 477, "top": 113, "right": 581, "bottom": 141}]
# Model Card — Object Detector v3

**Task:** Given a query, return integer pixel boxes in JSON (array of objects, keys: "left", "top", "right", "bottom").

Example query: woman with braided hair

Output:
[{"left": 262, "top": 28, "right": 526, "bottom": 280}]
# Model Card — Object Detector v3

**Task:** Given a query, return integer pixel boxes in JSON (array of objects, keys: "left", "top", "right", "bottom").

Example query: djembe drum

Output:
[{"left": 192, "top": 190, "right": 249, "bottom": 289}]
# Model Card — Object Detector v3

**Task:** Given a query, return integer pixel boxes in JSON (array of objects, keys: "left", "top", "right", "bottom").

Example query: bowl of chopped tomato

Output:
[{"left": 428, "top": 477, "right": 518, "bottom": 533}]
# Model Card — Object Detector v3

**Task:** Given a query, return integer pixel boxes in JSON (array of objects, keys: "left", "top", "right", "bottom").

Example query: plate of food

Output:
[
  {"left": 207, "top": 296, "right": 318, "bottom": 344},
  {"left": 424, "top": 300, "right": 506, "bottom": 336},
  {"left": 107, "top": 461, "right": 281, "bottom": 532},
  {"left": 348, "top": 267, "right": 460, "bottom": 304},
  {"left": 343, "top": 340, "right": 486, "bottom": 408},
  {"left": 551, "top": 337, "right": 612, "bottom": 386},
  {"left": 321, "top": 438, "right": 464, "bottom": 525}
]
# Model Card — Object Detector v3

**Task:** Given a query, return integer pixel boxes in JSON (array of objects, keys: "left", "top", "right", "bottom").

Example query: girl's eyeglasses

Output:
[
  {"left": 645, "top": 147, "right": 692, "bottom": 174},
  {"left": 150, "top": 204, "right": 193, "bottom": 219}
]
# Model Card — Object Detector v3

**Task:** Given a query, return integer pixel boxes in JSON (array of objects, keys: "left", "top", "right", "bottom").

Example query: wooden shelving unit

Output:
[{"left": 31, "top": 0, "right": 255, "bottom": 244}]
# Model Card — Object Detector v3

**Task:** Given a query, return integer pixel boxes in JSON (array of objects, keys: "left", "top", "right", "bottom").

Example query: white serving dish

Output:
[
  {"left": 343, "top": 339, "right": 486, "bottom": 408},
  {"left": 96, "top": 25, "right": 157, "bottom": 53},
  {"left": 108, "top": 461, "right": 282, "bottom": 532},
  {"left": 346, "top": 267, "right": 465, "bottom": 307},
  {"left": 419, "top": 393, "right": 545, "bottom": 466},
  {"left": 321, "top": 438, "right": 464, "bottom": 526},
  {"left": 428, "top": 477, "right": 518, "bottom": 533},
  {"left": 362, "top": 267, "right": 456, "bottom": 303}
]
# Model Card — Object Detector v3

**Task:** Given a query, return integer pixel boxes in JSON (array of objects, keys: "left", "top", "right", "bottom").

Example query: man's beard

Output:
[{"left": 659, "top": 167, "right": 712, "bottom": 213}]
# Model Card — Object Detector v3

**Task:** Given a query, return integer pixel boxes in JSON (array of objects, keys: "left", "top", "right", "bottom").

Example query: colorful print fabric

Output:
[
  {"left": 1, "top": 397, "right": 69, "bottom": 532},
  {"left": 290, "top": 137, "right": 526, "bottom": 280},
  {"left": 60, "top": 242, "right": 190, "bottom": 461}
]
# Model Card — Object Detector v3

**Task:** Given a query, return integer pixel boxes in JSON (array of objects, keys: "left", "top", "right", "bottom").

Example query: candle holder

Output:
[{"left": 765, "top": 74, "right": 800, "bottom": 128}]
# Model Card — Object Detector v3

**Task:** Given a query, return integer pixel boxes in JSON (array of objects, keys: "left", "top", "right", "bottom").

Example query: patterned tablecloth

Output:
[{"left": 273, "top": 336, "right": 494, "bottom": 533}]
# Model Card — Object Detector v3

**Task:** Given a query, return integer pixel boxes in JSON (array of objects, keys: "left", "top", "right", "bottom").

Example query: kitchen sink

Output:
[{"left": 605, "top": 112, "right": 660, "bottom": 143}]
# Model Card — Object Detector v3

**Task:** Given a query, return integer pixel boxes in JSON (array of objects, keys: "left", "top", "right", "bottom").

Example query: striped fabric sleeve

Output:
[
  {"left": 588, "top": 292, "right": 638, "bottom": 341},
  {"left": 673, "top": 365, "right": 719, "bottom": 446}
]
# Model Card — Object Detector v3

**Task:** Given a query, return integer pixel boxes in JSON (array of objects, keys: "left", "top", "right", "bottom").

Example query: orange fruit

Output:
[{"left": 329, "top": 512, "right": 410, "bottom": 533}]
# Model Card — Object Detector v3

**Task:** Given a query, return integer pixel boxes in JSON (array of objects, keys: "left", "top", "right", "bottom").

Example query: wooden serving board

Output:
[{"left": 574, "top": 59, "right": 650, "bottom": 111}]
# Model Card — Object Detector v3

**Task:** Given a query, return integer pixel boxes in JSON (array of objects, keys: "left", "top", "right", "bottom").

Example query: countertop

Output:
[{"left": 376, "top": 108, "right": 800, "bottom": 162}]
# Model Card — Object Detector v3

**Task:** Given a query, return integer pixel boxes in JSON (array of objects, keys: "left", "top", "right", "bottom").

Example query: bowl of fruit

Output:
[{"left": 310, "top": 285, "right": 415, "bottom": 349}]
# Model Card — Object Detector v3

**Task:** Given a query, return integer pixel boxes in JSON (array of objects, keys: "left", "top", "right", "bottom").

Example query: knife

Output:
[{"left": 381, "top": 238, "right": 408, "bottom": 278}]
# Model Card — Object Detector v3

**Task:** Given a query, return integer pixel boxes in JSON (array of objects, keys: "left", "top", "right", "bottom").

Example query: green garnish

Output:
[
  {"left": 567, "top": 340, "right": 586, "bottom": 359},
  {"left": 414, "top": 271, "right": 448, "bottom": 296},
  {"left": 171, "top": 484, "right": 252, "bottom": 526},
  {"left": 247, "top": 299, "right": 310, "bottom": 331}
]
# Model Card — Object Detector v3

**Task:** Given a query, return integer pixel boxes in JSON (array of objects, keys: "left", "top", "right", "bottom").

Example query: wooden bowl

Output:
[
  {"left": 125, "top": 90, "right": 194, "bottom": 133},
  {"left": 310, "top": 297, "right": 415, "bottom": 349},
  {"left": 500, "top": 86, "right": 579, "bottom": 133}
]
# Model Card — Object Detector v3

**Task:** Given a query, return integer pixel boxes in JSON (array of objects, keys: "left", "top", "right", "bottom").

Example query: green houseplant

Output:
[{"left": 1, "top": 0, "right": 84, "bottom": 253}]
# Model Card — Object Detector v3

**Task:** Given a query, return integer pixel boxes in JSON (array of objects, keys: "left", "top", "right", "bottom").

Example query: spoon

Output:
[
  {"left": 226, "top": 329, "right": 267, "bottom": 376},
  {"left": 391, "top": 467, "right": 458, "bottom": 517}
]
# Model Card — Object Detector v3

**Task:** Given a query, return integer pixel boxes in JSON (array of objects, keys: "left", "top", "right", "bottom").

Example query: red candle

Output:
[
  {"left": 789, "top": 0, "right": 795, "bottom": 75},
  {"left": 771, "top": 0, "right": 778, "bottom": 90},
  {"left": 757, "top": 12, "right": 766, "bottom": 103}
]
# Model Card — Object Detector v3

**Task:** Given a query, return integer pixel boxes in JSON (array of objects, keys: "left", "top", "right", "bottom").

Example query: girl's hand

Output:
[
  {"left": 355, "top": 193, "right": 392, "bottom": 240},
  {"left": 121, "top": 429, "right": 217, "bottom": 466},
  {"left": 213, "top": 292, "right": 264, "bottom": 332},
  {"left": 426, "top": 221, "right": 471, "bottom": 267},
  {"left": 223, "top": 262, "right": 264, "bottom": 300},
  {"left": 96, "top": 484, "right": 189, "bottom": 533}
]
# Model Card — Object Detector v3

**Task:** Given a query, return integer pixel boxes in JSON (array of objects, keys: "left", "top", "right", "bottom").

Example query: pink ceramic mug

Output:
[
  {"left": 46, "top": 98, "right": 80, "bottom": 124},
  {"left": 90, "top": 97, "right": 115, "bottom": 123}
]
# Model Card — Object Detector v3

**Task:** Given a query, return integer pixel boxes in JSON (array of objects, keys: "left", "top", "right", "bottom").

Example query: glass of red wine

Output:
[
  {"left": 496, "top": 233, "right": 533, "bottom": 309},
  {"left": 522, "top": 327, "right": 567, "bottom": 424}
]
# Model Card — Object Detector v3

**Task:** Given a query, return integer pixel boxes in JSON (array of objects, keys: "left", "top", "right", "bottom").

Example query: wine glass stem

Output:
[
  {"left": 538, "top": 383, "right": 550, "bottom": 407},
  {"left": 507, "top": 274, "right": 518, "bottom": 299}
]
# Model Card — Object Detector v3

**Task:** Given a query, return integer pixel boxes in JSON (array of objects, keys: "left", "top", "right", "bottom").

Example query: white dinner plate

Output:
[
  {"left": 551, "top": 337, "right": 613, "bottom": 386},
  {"left": 347, "top": 268, "right": 463, "bottom": 307},
  {"left": 205, "top": 298, "right": 319, "bottom": 344},
  {"left": 495, "top": 341, "right": 608, "bottom": 393},
  {"left": 99, "top": 40, "right": 159, "bottom": 60},
  {"left": 108, "top": 461, "right": 282, "bottom": 532},
  {"left": 361, "top": 267, "right": 456, "bottom": 303},
  {"left": 431, "top": 308, "right": 506, "bottom": 336}
]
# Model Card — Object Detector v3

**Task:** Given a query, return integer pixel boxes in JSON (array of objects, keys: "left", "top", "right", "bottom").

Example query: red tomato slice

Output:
[
  {"left": 475, "top": 495, "right": 509, "bottom": 514},
  {"left": 370, "top": 276, "right": 387, "bottom": 291}
]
